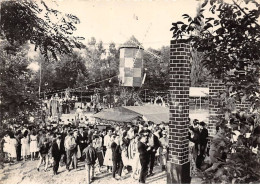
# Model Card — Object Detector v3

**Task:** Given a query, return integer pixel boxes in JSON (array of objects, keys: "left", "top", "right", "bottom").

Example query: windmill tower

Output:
[{"left": 119, "top": 45, "right": 144, "bottom": 87}]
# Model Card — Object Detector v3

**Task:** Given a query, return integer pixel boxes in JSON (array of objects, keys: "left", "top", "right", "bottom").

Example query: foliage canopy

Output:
[{"left": 0, "top": 0, "right": 85, "bottom": 61}]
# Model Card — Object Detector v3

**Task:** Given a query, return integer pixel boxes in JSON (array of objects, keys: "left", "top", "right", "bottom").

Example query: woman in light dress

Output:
[
  {"left": 131, "top": 134, "right": 141, "bottom": 179},
  {"left": 9, "top": 133, "right": 18, "bottom": 163},
  {"left": 4, "top": 132, "right": 18, "bottom": 163},
  {"left": 21, "top": 130, "right": 30, "bottom": 161},
  {"left": 103, "top": 136, "right": 113, "bottom": 170},
  {"left": 120, "top": 131, "right": 131, "bottom": 175},
  {"left": 30, "top": 130, "right": 38, "bottom": 160},
  {"left": 121, "top": 140, "right": 130, "bottom": 175},
  {"left": 3, "top": 133, "right": 11, "bottom": 160}
]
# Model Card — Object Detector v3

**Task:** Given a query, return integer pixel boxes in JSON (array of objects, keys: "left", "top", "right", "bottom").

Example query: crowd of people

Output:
[
  {"left": 188, "top": 115, "right": 260, "bottom": 176},
  {"left": 0, "top": 120, "right": 169, "bottom": 184},
  {"left": 188, "top": 119, "right": 209, "bottom": 176}
]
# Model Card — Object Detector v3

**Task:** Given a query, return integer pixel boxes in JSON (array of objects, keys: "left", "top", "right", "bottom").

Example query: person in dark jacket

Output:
[
  {"left": 138, "top": 133, "right": 150, "bottom": 184},
  {"left": 111, "top": 135, "right": 123, "bottom": 181},
  {"left": 15, "top": 130, "right": 22, "bottom": 161},
  {"left": 199, "top": 121, "right": 208, "bottom": 156},
  {"left": 51, "top": 134, "right": 62, "bottom": 175},
  {"left": 147, "top": 130, "right": 160, "bottom": 176},
  {"left": 78, "top": 127, "right": 88, "bottom": 161},
  {"left": 191, "top": 119, "right": 200, "bottom": 166},
  {"left": 196, "top": 121, "right": 209, "bottom": 169},
  {"left": 82, "top": 140, "right": 97, "bottom": 184},
  {"left": 37, "top": 138, "right": 50, "bottom": 172}
]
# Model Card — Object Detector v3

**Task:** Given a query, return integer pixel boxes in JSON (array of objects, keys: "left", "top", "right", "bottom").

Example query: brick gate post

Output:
[
  {"left": 167, "top": 40, "right": 191, "bottom": 184},
  {"left": 208, "top": 80, "right": 225, "bottom": 137}
]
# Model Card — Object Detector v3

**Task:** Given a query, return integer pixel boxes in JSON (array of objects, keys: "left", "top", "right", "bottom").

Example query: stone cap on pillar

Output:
[
  {"left": 170, "top": 40, "right": 190, "bottom": 52},
  {"left": 171, "top": 39, "right": 189, "bottom": 45}
]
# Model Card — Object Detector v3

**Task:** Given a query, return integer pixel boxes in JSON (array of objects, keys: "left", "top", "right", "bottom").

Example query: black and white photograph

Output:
[{"left": 0, "top": 0, "right": 260, "bottom": 184}]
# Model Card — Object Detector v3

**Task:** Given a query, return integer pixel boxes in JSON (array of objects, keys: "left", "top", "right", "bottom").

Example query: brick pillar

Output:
[
  {"left": 167, "top": 40, "right": 191, "bottom": 184},
  {"left": 208, "top": 79, "right": 225, "bottom": 137}
]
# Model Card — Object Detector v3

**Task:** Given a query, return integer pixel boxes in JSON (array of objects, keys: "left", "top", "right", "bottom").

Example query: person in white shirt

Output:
[
  {"left": 64, "top": 131, "right": 77, "bottom": 171},
  {"left": 79, "top": 118, "right": 85, "bottom": 127},
  {"left": 103, "top": 129, "right": 113, "bottom": 172},
  {"left": 75, "top": 106, "right": 82, "bottom": 120},
  {"left": 104, "top": 129, "right": 112, "bottom": 149}
]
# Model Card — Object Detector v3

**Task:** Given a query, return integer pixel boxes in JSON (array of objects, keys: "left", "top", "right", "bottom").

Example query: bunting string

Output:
[{"left": 41, "top": 75, "right": 119, "bottom": 97}]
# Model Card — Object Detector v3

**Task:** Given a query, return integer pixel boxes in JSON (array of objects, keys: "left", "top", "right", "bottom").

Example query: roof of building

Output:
[
  {"left": 189, "top": 87, "right": 209, "bottom": 97},
  {"left": 93, "top": 105, "right": 169, "bottom": 124}
]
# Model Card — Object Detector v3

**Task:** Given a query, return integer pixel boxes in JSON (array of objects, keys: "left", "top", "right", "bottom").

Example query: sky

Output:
[
  {"left": 28, "top": 0, "right": 200, "bottom": 72},
  {"left": 48, "top": 0, "right": 200, "bottom": 50}
]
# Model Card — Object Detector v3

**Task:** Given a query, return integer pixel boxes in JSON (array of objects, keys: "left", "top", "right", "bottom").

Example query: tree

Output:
[
  {"left": 0, "top": 0, "right": 85, "bottom": 61},
  {"left": 190, "top": 3, "right": 211, "bottom": 87},
  {"left": 0, "top": 0, "right": 85, "bottom": 125},
  {"left": 0, "top": 41, "right": 39, "bottom": 124},
  {"left": 54, "top": 51, "right": 88, "bottom": 89},
  {"left": 106, "top": 42, "right": 120, "bottom": 78},
  {"left": 143, "top": 48, "right": 165, "bottom": 91},
  {"left": 171, "top": 0, "right": 260, "bottom": 109},
  {"left": 190, "top": 49, "right": 211, "bottom": 87},
  {"left": 33, "top": 54, "right": 57, "bottom": 95},
  {"left": 84, "top": 37, "right": 106, "bottom": 84}
]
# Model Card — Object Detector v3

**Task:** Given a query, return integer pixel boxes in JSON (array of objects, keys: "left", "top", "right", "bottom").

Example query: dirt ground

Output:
[
  {"left": 0, "top": 159, "right": 202, "bottom": 184},
  {"left": 0, "top": 159, "right": 167, "bottom": 184}
]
